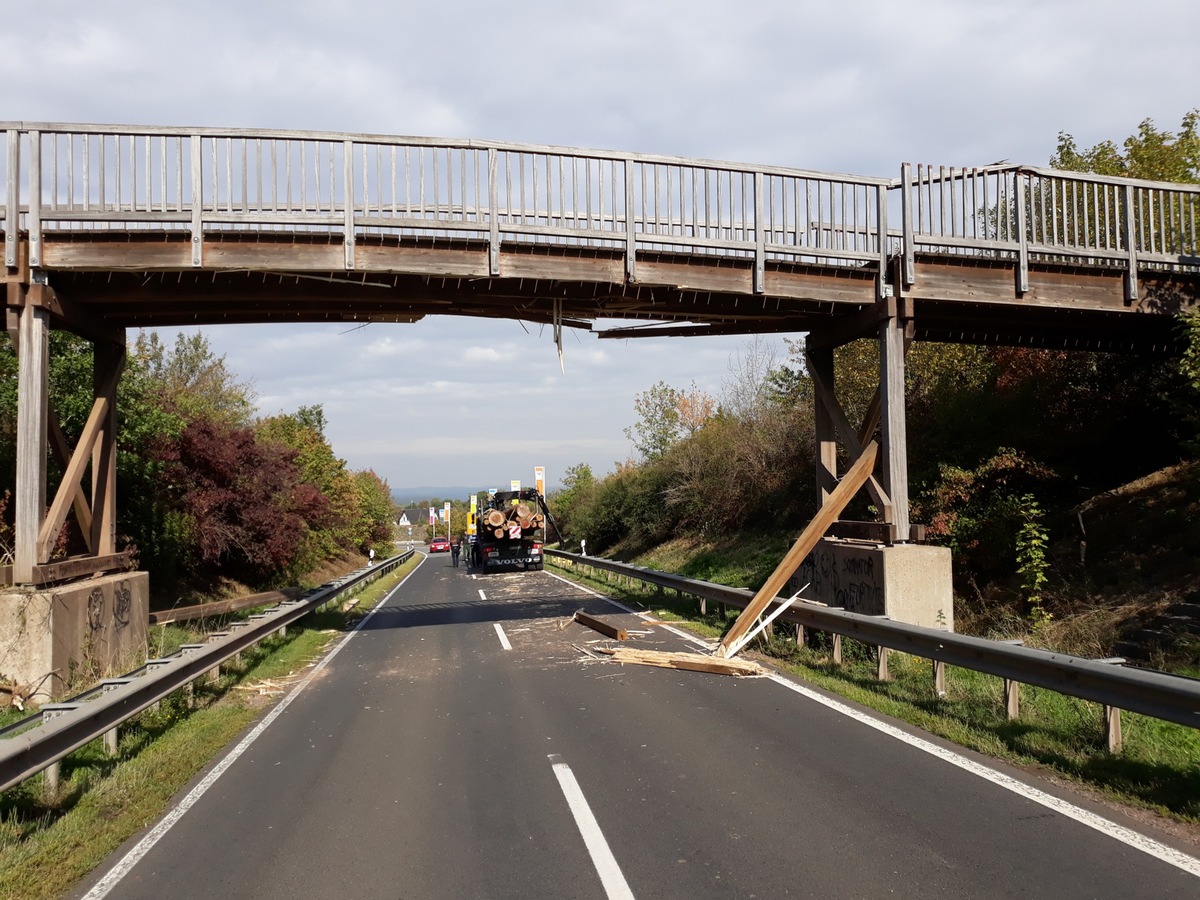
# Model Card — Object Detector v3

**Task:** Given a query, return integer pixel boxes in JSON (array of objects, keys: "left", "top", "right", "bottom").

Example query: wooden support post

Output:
[
  {"left": 933, "top": 660, "right": 946, "bottom": 697},
  {"left": 879, "top": 312, "right": 911, "bottom": 540},
  {"left": 832, "top": 633, "right": 843, "bottom": 665},
  {"left": 92, "top": 339, "right": 125, "bottom": 555},
  {"left": 717, "top": 442, "right": 878, "bottom": 658},
  {"left": 877, "top": 646, "right": 890, "bottom": 681},
  {"left": 1004, "top": 679, "right": 1020, "bottom": 720},
  {"left": 14, "top": 302, "right": 49, "bottom": 584},
  {"left": 1104, "top": 706, "right": 1123, "bottom": 753},
  {"left": 808, "top": 344, "right": 839, "bottom": 504}
]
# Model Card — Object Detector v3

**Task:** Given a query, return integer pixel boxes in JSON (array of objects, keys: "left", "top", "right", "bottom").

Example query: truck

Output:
[{"left": 470, "top": 488, "right": 558, "bottom": 572}]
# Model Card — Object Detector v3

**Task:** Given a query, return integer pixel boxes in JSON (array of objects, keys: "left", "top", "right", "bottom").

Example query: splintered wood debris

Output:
[
  {"left": 570, "top": 610, "right": 628, "bottom": 641},
  {"left": 597, "top": 647, "right": 764, "bottom": 677}
]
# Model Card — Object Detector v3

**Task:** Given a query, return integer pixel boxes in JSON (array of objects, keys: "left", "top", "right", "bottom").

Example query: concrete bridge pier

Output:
[
  {"left": 4, "top": 265, "right": 144, "bottom": 698},
  {"left": 803, "top": 296, "right": 952, "bottom": 630}
]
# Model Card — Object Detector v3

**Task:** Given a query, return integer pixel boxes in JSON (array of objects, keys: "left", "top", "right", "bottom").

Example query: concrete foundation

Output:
[
  {"left": 0, "top": 571, "right": 149, "bottom": 702},
  {"left": 786, "top": 540, "right": 953, "bottom": 632}
]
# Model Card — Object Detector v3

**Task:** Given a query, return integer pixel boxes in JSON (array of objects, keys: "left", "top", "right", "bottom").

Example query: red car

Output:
[{"left": 429, "top": 537, "right": 451, "bottom": 553}]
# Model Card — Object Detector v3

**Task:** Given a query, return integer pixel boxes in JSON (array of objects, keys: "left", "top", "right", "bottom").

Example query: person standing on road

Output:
[{"left": 451, "top": 539, "right": 461, "bottom": 567}]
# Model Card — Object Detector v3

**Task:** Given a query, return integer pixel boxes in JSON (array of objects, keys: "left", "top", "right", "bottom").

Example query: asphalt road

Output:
[{"left": 77, "top": 552, "right": 1200, "bottom": 899}]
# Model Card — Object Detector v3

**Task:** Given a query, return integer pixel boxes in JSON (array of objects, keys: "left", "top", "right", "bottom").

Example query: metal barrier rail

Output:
[
  {"left": 0, "top": 550, "right": 413, "bottom": 793},
  {"left": 546, "top": 550, "right": 1200, "bottom": 732}
]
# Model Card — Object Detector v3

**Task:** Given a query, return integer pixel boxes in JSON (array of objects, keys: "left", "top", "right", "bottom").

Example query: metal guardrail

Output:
[
  {"left": 0, "top": 550, "right": 413, "bottom": 793},
  {"left": 547, "top": 550, "right": 1200, "bottom": 732},
  {"left": 3, "top": 123, "right": 1196, "bottom": 297}
]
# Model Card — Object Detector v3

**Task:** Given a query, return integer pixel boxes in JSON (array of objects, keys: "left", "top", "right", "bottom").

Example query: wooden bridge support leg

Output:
[
  {"left": 809, "top": 346, "right": 839, "bottom": 505},
  {"left": 878, "top": 311, "right": 911, "bottom": 541},
  {"left": 14, "top": 302, "right": 49, "bottom": 585},
  {"left": 91, "top": 341, "right": 124, "bottom": 556}
]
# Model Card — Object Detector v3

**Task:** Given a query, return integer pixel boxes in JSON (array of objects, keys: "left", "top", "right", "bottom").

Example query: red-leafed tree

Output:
[{"left": 159, "top": 418, "right": 329, "bottom": 583}]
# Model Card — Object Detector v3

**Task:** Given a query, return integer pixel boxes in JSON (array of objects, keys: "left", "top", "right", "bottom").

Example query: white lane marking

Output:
[
  {"left": 546, "top": 568, "right": 1200, "bottom": 877},
  {"left": 765, "top": 672, "right": 1200, "bottom": 879},
  {"left": 548, "top": 754, "right": 635, "bottom": 899},
  {"left": 478, "top": 588, "right": 488, "bottom": 600},
  {"left": 494, "top": 623, "right": 513, "bottom": 651},
  {"left": 83, "top": 557, "right": 428, "bottom": 899}
]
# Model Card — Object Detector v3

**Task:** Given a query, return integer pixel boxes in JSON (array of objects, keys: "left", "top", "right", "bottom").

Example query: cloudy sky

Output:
[{"left": 7, "top": 0, "right": 1198, "bottom": 492}]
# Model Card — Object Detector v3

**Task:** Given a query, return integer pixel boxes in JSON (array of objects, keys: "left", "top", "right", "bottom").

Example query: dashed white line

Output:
[
  {"left": 478, "top": 588, "right": 488, "bottom": 600},
  {"left": 549, "top": 754, "right": 635, "bottom": 899},
  {"left": 493, "top": 623, "right": 512, "bottom": 651}
]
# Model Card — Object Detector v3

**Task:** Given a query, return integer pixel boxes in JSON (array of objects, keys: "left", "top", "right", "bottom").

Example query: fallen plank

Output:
[
  {"left": 573, "top": 610, "right": 628, "bottom": 641},
  {"left": 597, "top": 647, "right": 764, "bottom": 677},
  {"left": 717, "top": 440, "right": 878, "bottom": 659}
]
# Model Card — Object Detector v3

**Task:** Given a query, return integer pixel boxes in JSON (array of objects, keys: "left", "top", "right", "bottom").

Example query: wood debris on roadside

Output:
[
  {"left": 596, "top": 647, "right": 764, "bottom": 677},
  {"left": 571, "top": 610, "right": 628, "bottom": 641}
]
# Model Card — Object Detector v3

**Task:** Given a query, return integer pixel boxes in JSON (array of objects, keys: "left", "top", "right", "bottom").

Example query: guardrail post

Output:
[
  {"left": 1004, "top": 679, "right": 1020, "bottom": 720},
  {"left": 795, "top": 623, "right": 806, "bottom": 646},
  {"left": 933, "top": 659, "right": 946, "bottom": 697},
  {"left": 832, "top": 633, "right": 843, "bottom": 665},
  {"left": 698, "top": 596, "right": 707, "bottom": 616},
  {"left": 876, "top": 646, "right": 890, "bottom": 681},
  {"left": 1104, "top": 705, "right": 1123, "bottom": 753}
]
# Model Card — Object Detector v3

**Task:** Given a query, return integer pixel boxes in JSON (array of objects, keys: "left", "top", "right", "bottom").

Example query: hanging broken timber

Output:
[
  {"left": 598, "top": 647, "right": 764, "bottom": 677},
  {"left": 716, "top": 441, "right": 879, "bottom": 659},
  {"left": 573, "top": 611, "right": 628, "bottom": 641}
]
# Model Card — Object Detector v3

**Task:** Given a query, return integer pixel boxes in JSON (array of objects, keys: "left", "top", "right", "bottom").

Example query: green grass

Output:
[
  {"left": 550, "top": 555, "right": 1200, "bottom": 824},
  {"left": 0, "top": 556, "right": 419, "bottom": 900}
]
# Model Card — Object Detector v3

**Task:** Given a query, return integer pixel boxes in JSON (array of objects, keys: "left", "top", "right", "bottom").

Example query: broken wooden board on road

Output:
[
  {"left": 572, "top": 610, "right": 628, "bottom": 640},
  {"left": 597, "top": 647, "right": 764, "bottom": 677}
]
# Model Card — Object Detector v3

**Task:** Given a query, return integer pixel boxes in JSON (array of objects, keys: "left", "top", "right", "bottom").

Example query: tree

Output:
[
  {"left": 1052, "top": 110, "right": 1200, "bottom": 184},
  {"left": 132, "top": 331, "right": 257, "bottom": 427},
  {"left": 624, "top": 381, "right": 683, "bottom": 460}
]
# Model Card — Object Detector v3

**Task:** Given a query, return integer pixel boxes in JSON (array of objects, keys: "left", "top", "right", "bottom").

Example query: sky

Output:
[{"left": 6, "top": 0, "right": 1199, "bottom": 492}]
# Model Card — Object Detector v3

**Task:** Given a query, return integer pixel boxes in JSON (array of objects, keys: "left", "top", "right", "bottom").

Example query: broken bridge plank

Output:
[
  {"left": 598, "top": 647, "right": 764, "bottom": 677},
  {"left": 574, "top": 610, "right": 629, "bottom": 641}
]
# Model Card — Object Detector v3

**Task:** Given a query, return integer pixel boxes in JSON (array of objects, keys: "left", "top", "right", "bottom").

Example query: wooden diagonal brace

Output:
[
  {"left": 805, "top": 350, "right": 893, "bottom": 522},
  {"left": 717, "top": 442, "right": 879, "bottom": 658},
  {"left": 48, "top": 409, "right": 95, "bottom": 552}
]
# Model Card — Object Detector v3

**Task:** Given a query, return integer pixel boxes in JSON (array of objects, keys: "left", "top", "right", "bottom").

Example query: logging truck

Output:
[{"left": 471, "top": 488, "right": 548, "bottom": 571}]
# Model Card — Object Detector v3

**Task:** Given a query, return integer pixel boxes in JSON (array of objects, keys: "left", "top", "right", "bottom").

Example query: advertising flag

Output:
[
  {"left": 535, "top": 466, "right": 545, "bottom": 496},
  {"left": 510, "top": 479, "right": 521, "bottom": 492},
  {"left": 428, "top": 506, "right": 435, "bottom": 526}
]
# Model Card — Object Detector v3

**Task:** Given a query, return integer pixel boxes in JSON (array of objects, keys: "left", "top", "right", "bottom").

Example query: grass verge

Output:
[
  {"left": 549, "top": 555, "right": 1200, "bottom": 826},
  {"left": 0, "top": 555, "right": 420, "bottom": 900}
]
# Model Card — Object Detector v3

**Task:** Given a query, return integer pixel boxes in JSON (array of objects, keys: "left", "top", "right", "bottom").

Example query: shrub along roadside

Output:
[
  {"left": 547, "top": 557, "right": 1200, "bottom": 825},
  {"left": 0, "top": 556, "right": 419, "bottom": 900}
]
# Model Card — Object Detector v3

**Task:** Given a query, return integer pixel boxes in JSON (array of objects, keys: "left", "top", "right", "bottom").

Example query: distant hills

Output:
[{"left": 391, "top": 487, "right": 480, "bottom": 505}]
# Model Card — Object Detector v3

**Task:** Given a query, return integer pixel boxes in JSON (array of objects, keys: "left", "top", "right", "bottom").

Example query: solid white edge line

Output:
[
  {"left": 548, "top": 754, "right": 635, "bottom": 900},
  {"left": 764, "top": 672, "right": 1200, "bottom": 879},
  {"left": 82, "top": 556, "right": 428, "bottom": 899},
  {"left": 493, "top": 622, "right": 513, "bottom": 651},
  {"left": 544, "top": 568, "right": 1200, "bottom": 879}
]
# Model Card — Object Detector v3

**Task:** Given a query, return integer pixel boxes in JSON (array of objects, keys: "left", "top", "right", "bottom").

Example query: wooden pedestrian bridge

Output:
[{"left": 3, "top": 121, "right": 1200, "bottom": 587}]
